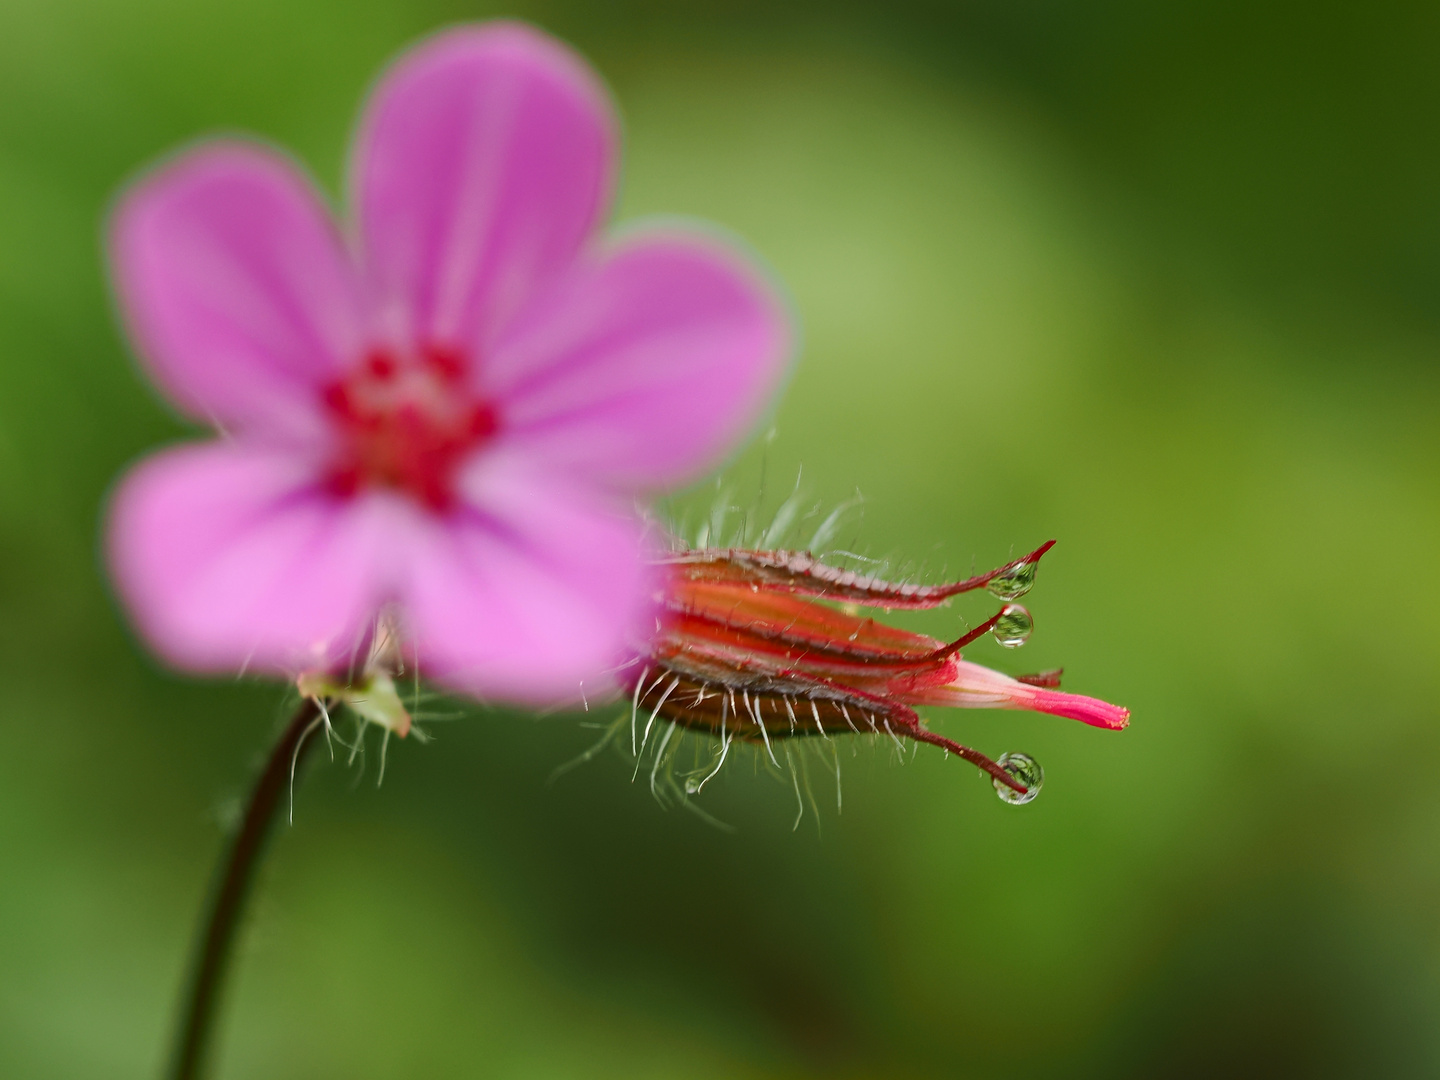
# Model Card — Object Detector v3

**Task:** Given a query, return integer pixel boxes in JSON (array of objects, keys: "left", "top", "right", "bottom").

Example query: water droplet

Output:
[
  {"left": 992, "top": 603, "right": 1033, "bottom": 648},
  {"left": 992, "top": 752, "right": 1043, "bottom": 805},
  {"left": 684, "top": 778, "right": 701, "bottom": 795},
  {"left": 987, "top": 560, "right": 1038, "bottom": 600}
]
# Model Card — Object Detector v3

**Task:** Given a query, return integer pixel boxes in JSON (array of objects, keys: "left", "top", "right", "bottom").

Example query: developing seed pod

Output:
[{"left": 627, "top": 540, "right": 1128, "bottom": 803}]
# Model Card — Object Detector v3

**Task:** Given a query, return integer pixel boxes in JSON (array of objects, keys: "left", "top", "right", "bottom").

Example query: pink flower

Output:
[{"left": 106, "top": 23, "right": 790, "bottom": 703}]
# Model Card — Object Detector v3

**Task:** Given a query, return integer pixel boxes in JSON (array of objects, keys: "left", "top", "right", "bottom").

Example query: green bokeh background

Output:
[{"left": 2, "top": 1, "right": 1439, "bottom": 1076}]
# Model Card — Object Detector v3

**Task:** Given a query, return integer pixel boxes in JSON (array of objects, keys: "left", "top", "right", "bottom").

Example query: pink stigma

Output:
[{"left": 322, "top": 344, "right": 499, "bottom": 511}]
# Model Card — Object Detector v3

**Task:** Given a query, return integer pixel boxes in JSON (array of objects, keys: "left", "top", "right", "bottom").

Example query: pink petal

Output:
[
  {"left": 352, "top": 23, "right": 615, "bottom": 353},
  {"left": 401, "top": 452, "right": 658, "bottom": 704},
  {"left": 108, "top": 442, "right": 400, "bottom": 674},
  {"left": 488, "top": 231, "right": 792, "bottom": 489},
  {"left": 917, "top": 660, "right": 1131, "bottom": 731},
  {"left": 1022, "top": 688, "right": 1131, "bottom": 731},
  {"left": 110, "top": 143, "right": 363, "bottom": 435}
]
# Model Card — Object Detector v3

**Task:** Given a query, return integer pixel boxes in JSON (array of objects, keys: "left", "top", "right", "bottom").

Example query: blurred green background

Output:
[{"left": 2, "top": 0, "right": 1439, "bottom": 1076}]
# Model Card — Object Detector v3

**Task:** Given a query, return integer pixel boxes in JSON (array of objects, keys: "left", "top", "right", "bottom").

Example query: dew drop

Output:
[
  {"left": 684, "top": 778, "right": 701, "bottom": 795},
  {"left": 987, "top": 560, "right": 1038, "bottom": 600},
  {"left": 992, "top": 752, "right": 1043, "bottom": 805},
  {"left": 992, "top": 603, "right": 1033, "bottom": 648}
]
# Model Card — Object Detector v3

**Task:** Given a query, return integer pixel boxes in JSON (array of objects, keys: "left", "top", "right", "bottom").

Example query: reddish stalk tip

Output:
[
  {"left": 932, "top": 607, "right": 1006, "bottom": 659},
  {"left": 908, "top": 725, "right": 1026, "bottom": 794}
]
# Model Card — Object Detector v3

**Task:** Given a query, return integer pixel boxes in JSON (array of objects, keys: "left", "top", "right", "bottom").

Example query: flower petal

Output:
[
  {"left": 108, "top": 442, "right": 400, "bottom": 673},
  {"left": 401, "top": 452, "right": 658, "bottom": 704},
  {"left": 489, "top": 231, "right": 792, "bottom": 489},
  {"left": 913, "top": 659, "right": 1131, "bottom": 730},
  {"left": 110, "top": 143, "right": 363, "bottom": 435},
  {"left": 1021, "top": 687, "right": 1131, "bottom": 731},
  {"left": 353, "top": 23, "right": 615, "bottom": 352}
]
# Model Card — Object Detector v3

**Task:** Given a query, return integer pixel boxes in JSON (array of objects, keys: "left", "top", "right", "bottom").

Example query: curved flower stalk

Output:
[
  {"left": 625, "top": 539, "right": 1128, "bottom": 804},
  {"left": 107, "top": 22, "right": 790, "bottom": 709}
]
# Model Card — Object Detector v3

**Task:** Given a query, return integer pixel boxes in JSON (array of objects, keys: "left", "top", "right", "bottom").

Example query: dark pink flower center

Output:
[{"left": 322, "top": 344, "right": 498, "bottom": 512}]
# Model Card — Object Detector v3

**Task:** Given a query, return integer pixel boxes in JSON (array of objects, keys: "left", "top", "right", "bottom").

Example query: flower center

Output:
[{"left": 322, "top": 344, "right": 498, "bottom": 512}]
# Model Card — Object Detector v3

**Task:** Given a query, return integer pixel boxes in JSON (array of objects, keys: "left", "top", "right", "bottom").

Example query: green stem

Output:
[{"left": 167, "top": 698, "right": 322, "bottom": 1080}]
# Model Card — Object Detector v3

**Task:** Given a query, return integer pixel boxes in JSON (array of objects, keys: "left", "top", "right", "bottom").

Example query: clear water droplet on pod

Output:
[
  {"left": 986, "top": 560, "right": 1038, "bottom": 601},
  {"left": 992, "top": 603, "right": 1033, "bottom": 648},
  {"left": 993, "top": 751, "right": 1043, "bottom": 805}
]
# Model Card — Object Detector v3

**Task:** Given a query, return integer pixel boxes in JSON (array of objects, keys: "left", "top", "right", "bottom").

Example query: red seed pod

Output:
[{"left": 626, "top": 540, "right": 1127, "bottom": 801}]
